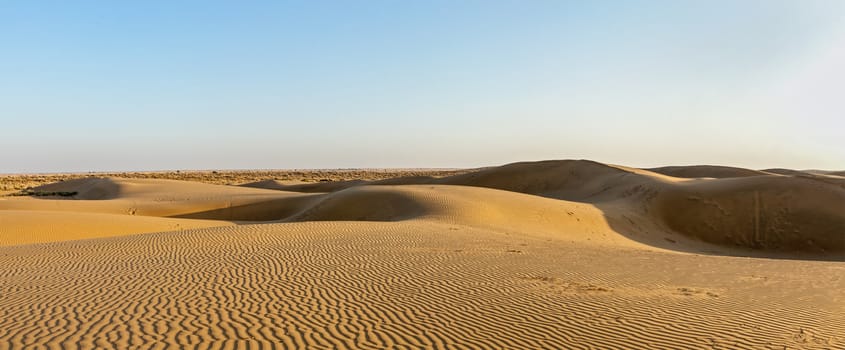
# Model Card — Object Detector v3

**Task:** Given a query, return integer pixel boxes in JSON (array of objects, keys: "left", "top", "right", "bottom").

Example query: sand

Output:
[{"left": 1, "top": 160, "right": 843, "bottom": 349}]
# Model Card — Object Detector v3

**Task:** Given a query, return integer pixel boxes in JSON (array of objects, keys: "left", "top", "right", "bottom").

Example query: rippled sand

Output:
[{"left": 1, "top": 160, "right": 843, "bottom": 349}]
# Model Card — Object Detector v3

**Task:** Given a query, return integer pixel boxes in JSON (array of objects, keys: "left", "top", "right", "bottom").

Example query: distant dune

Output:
[
  {"left": 763, "top": 168, "right": 813, "bottom": 176},
  {"left": 6, "top": 160, "right": 844, "bottom": 255},
  {"left": 243, "top": 160, "right": 845, "bottom": 257},
  {"left": 646, "top": 165, "right": 772, "bottom": 178},
  {"left": 1, "top": 160, "right": 843, "bottom": 349}
]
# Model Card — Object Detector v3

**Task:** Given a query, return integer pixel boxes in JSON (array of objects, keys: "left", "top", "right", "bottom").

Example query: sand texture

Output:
[{"left": 1, "top": 160, "right": 843, "bottom": 349}]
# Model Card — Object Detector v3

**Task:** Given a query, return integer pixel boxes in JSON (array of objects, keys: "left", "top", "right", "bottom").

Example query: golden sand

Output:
[{"left": 1, "top": 160, "right": 843, "bottom": 349}]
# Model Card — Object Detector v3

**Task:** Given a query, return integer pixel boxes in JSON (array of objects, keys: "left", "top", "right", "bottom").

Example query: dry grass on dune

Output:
[{"left": 0, "top": 159, "right": 844, "bottom": 349}]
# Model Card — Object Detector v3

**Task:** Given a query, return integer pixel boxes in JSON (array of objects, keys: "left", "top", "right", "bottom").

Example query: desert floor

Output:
[{"left": 1, "top": 160, "right": 843, "bottom": 349}]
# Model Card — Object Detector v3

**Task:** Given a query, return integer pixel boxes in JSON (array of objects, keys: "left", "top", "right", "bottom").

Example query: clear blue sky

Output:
[{"left": 2, "top": 0, "right": 844, "bottom": 173}]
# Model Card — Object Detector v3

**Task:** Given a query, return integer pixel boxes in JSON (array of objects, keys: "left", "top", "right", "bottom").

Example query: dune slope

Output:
[
  {"left": 653, "top": 175, "right": 845, "bottom": 254},
  {"left": 257, "top": 160, "right": 845, "bottom": 257},
  {"left": 646, "top": 165, "right": 772, "bottom": 178},
  {"left": 5, "top": 160, "right": 844, "bottom": 257},
  {"left": 0, "top": 210, "right": 232, "bottom": 246}
]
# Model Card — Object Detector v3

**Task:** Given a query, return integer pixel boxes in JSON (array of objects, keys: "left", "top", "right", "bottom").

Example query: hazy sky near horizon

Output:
[{"left": 2, "top": 1, "right": 844, "bottom": 173}]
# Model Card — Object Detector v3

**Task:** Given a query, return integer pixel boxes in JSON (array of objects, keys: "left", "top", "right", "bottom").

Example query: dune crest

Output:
[
  {"left": 30, "top": 177, "right": 123, "bottom": 199},
  {"left": 246, "top": 160, "right": 845, "bottom": 258},
  {"left": 646, "top": 165, "right": 773, "bottom": 178}
]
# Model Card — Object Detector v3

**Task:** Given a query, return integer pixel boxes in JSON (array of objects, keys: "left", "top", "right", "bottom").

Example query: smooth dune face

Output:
[
  {"left": 250, "top": 160, "right": 845, "bottom": 257},
  {"left": 1, "top": 160, "right": 843, "bottom": 349},
  {"left": 654, "top": 176, "right": 845, "bottom": 253},
  {"left": 646, "top": 165, "right": 773, "bottom": 179},
  {"left": 764, "top": 168, "right": 814, "bottom": 176},
  {"left": 0, "top": 210, "right": 233, "bottom": 246}
]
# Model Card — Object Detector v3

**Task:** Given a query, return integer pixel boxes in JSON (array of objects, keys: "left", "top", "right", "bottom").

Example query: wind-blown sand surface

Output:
[{"left": 1, "top": 160, "right": 843, "bottom": 349}]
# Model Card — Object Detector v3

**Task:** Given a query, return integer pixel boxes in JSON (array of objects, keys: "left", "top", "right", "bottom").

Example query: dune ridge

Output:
[
  {"left": 4, "top": 160, "right": 844, "bottom": 257},
  {"left": 243, "top": 159, "right": 845, "bottom": 257},
  {"left": 646, "top": 165, "right": 773, "bottom": 178}
]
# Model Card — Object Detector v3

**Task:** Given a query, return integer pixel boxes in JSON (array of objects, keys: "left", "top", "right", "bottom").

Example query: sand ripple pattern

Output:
[{"left": 1, "top": 221, "right": 842, "bottom": 349}]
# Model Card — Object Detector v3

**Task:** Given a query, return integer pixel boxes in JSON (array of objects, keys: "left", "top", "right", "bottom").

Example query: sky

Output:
[{"left": 1, "top": 0, "right": 844, "bottom": 173}]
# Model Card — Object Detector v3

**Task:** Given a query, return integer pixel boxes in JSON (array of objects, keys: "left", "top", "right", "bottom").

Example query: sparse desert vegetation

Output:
[
  {"left": 4, "top": 189, "right": 78, "bottom": 197},
  {"left": 0, "top": 169, "right": 471, "bottom": 192}
]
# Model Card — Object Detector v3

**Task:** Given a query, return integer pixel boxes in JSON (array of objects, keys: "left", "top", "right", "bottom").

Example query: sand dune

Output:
[
  {"left": 1, "top": 159, "right": 843, "bottom": 348},
  {"left": 250, "top": 160, "right": 845, "bottom": 257},
  {"left": 654, "top": 175, "right": 845, "bottom": 254},
  {"left": 760, "top": 168, "right": 845, "bottom": 177},
  {"left": 242, "top": 175, "right": 439, "bottom": 193},
  {"left": 1, "top": 177, "right": 315, "bottom": 220},
  {"left": 7, "top": 160, "right": 845, "bottom": 256},
  {"left": 0, "top": 210, "right": 232, "bottom": 246},
  {"left": 445, "top": 162, "right": 845, "bottom": 256},
  {"left": 285, "top": 184, "right": 645, "bottom": 247},
  {"left": 646, "top": 165, "right": 772, "bottom": 178},
  {"left": 245, "top": 178, "right": 371, "bottom": 193}
]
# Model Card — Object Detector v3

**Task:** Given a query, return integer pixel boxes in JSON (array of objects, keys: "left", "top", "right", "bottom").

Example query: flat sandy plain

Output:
[{"left": 0, "top": 160, "right": 843, "bottom": 349}]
